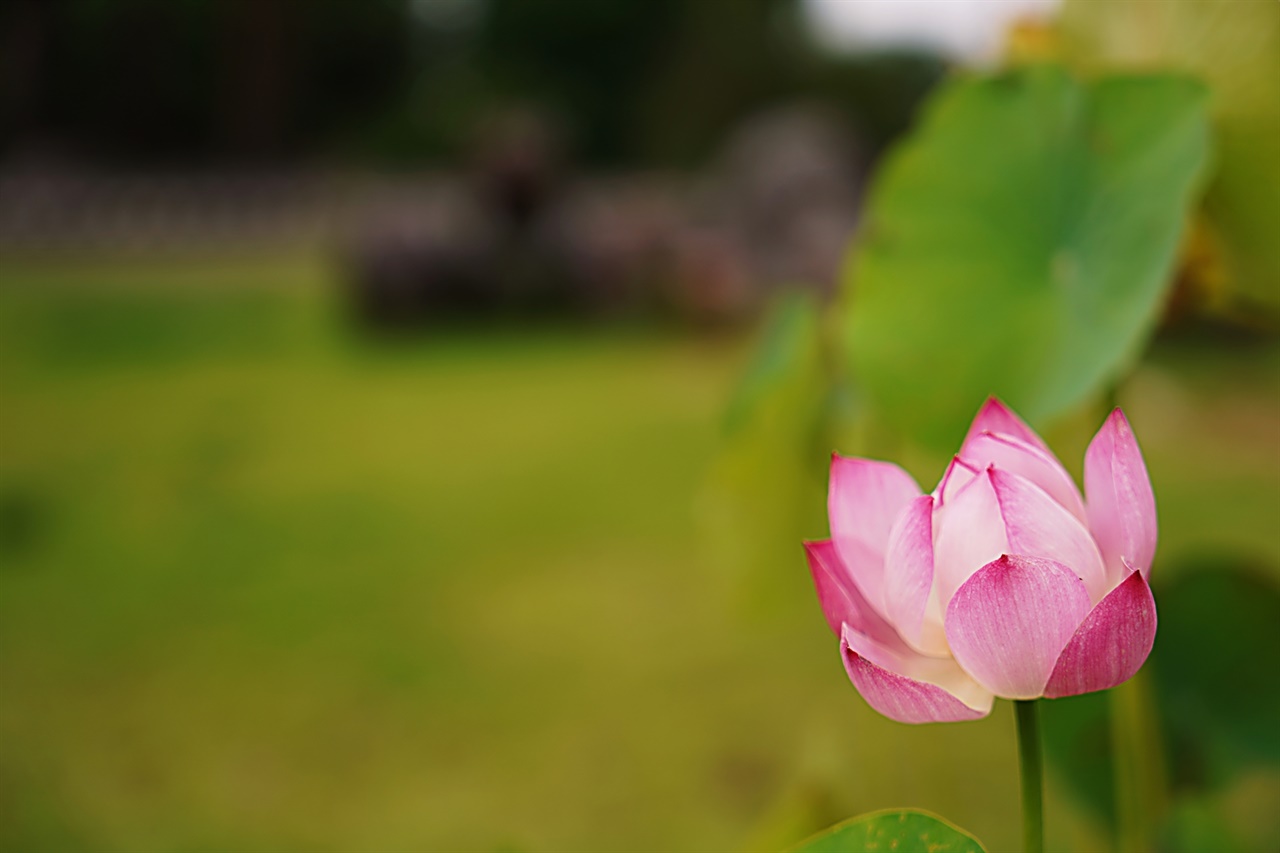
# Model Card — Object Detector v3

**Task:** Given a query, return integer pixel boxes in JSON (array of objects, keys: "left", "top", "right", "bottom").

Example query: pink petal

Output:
[
  {"left": 841, "top": 624, "right": 993, "bottom": 724},
  {"left": 934, "top": 456, "right": 979, "bottom": 505},
  {"left": 1044, "top": 565, "right": 1157, "bottom": 698},
  {"left": 932, "top": 468, "right": 1009, "bottom": 607},
  {"left": 829, "top": 455, "right": 922, "bottom": 608},
  {"left": 803, "top": 539, "right": 901, "bottom": 648},
  {"left": 962, "top": 431, "right": 1087, "bottom": 523},
  {"left": 990, "top": 468, "right": 1109, "bottom": 603},
  {"left": 963, "top": 397, "right": 1051, "bottom": 453},
  {"left": 933, "top": 468, "right": 1108, "bottom": 608},
  {"left": 945, "top": 555, "right": 1093, "bottom": 699},
  {"left": 1085, "top": 409, "right": 1158, "bottom": 586},
  {"left": 881, "top": 496, "right": 947, "bottom": 655}
]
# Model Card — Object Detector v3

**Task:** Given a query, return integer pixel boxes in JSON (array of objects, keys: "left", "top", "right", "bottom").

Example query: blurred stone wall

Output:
[{"left": 0, "top": 106, "right": 866, "bottom": 326}]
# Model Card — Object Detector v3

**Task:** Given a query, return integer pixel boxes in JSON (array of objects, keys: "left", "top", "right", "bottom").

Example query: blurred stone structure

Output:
[
  {"left": 0, "top": 159, "right": 337, "bottom": 253},
  {"left": 341, "top": 104, "right": 866, "bottom": 328},
  {"left": 708, "top": 105, "right": 865, "bottom": 299},
  {"left": 0, "top": 105, "right": 867, "bottom": 328}
]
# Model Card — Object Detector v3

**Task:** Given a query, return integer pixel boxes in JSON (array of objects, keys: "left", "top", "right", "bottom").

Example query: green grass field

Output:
[{"left": 1, "top": 255, "right": 1276, "bottom": 851}]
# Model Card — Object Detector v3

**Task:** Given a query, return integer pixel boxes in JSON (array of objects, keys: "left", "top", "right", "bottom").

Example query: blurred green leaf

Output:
[
  {"left": 703, "top": 291, "right": 831, "bottom": 616},
  {"left": 723, "top": 291, "right": 828, "bottom": 438},
  {"left": 842, "top": 65, "right": 1210, "bottom": 448},
  {"left": 1149, "top": 557, "right": 1280, "bottom": 790},
  {"left": 1044, "top": 558, "right": 1280, "bottom": 840},
  {"left": 1040, "top": 690, "right": 1116, "bottom": 830},
  {"left": 1060, "top": 0, "right": 1280, "bottom": 309},
  {"left": 1158, "top": 796, "right": 1248, "bottom": 853},
  {"left": 788, "top": 809, "right": 986, "bottom": 853}
]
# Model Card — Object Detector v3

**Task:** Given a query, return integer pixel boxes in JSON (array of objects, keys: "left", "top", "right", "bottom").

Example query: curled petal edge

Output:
[
  {"left": 1044, "top": 564, "right": 1157, "bottom": 699},
  {"left": 934, "top": 455, "right": 979, "bottom": 505},
  {"left": 840, "top": 625, "right": 993, "bottom": 724}
]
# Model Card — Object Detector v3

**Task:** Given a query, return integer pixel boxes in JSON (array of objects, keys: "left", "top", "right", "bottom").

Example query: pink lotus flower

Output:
[{"left": 804, "top": 399, "right": 1158, "bottom": 723}]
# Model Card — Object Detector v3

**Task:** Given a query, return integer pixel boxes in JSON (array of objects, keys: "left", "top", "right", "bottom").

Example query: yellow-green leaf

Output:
[{"left": 789, "top": 809, "right": 987, "bottom": 853}]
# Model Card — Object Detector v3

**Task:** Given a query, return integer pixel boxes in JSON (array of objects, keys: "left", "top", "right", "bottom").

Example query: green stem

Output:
[{"left": 1015, "top": 699, "right": 1044, "bottom": 853}]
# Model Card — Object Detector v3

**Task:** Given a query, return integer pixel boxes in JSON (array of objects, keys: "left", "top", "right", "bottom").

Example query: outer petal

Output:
[
  {"left": 945, "top": 555, "right": 1092, "bottom": 699},
  {"left": 990, "top": 468, "right": 1109, "bottom": 603},
  {"left": 829, "top": 455, "right": 922, "bottom": 608},
  {"left": 881, "top": 496, "right": 948, "bottom": 656},
  {"left": 962, "top": 431, "right": 1087, "bottom": 523},
  {"left": 963, "top": 397, "right": 1051, "bottom": 453},
  {"left": 803, "top": 539, "right": 899, "bottom": 648},
  {"left": 1086, "top": 409, "right": 1158, "bottom": 586},
  {"left": 1044, "top": 565, "right": 1157, "bottom": 698},
  {"left": 841, "top": 624, "right": 993, "bottom": 724}
]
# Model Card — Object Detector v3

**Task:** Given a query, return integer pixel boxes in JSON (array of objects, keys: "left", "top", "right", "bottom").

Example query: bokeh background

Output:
[{"left": 1, "top": 1, "right": 1276, "bottom": 851}]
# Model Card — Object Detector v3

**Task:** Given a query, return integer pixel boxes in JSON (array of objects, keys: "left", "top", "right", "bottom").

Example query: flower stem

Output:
[{"left": 1015, "top": 699, "right": 1044, "bottom": 853}]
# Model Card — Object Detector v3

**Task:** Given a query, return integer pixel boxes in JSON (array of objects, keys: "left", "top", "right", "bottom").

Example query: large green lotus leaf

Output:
[
  {"left": 1059, "top": 0, "right": 1280, "bottom": 308},
  {"left": 789, "top": 809, "right": 986, "bottom": 853},
  {"left": 842, "top": 65, "right": 1210, "bottom": 449}
]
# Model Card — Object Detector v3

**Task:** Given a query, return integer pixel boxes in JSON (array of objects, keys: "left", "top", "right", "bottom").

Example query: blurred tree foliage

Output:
[
  {"left": 0, "top": 0, "right": 944, "bottom": 167},
  {"left": 1, "top": 0, "right": 411, "bottom": 161}
]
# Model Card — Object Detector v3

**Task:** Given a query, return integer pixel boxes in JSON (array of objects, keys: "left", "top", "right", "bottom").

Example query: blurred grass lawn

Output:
[{"left": 0, "top": 255, "right": 1276, "bottom": 852}]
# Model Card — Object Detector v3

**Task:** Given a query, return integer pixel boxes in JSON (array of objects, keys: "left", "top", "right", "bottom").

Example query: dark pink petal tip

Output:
[
  {"left": 961, "top": 430, "right": 1086, "bottom": 522},
  {"left": 1044, "top": 566, "right": 1157, "bottom": 698},
  {"left": 935, "top": 456, "right": 979, "bottom": 505},
  {"left": 965, "top": 397, "right": 1050, "bottom": 452}
]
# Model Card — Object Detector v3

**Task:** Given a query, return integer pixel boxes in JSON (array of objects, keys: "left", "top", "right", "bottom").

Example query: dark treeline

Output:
[{"left": 1, "top": 0, "right": 943, "bottom": 168}]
